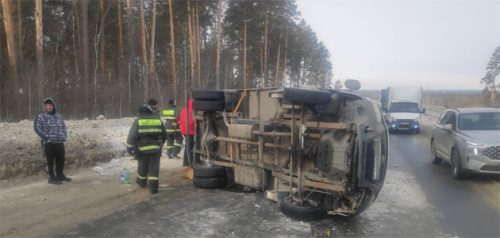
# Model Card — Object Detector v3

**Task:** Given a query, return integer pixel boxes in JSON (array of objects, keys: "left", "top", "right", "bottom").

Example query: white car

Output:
[{"left": 430, "top": 107, "right": 500, "bottom": 179}]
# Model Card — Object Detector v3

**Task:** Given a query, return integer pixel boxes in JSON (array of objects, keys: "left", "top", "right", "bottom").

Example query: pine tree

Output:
[{"left": 481, "top": 46, "right": 500, "bottom": 106}]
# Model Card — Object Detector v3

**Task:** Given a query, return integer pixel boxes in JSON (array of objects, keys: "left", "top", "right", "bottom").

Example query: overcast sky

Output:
[{"left": 296, "top": 0, "right": 500, "bottom": 90}]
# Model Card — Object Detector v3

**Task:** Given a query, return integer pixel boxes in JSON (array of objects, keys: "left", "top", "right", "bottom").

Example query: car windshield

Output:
[
  {"left": 458, "top": 112, "right": 500, "bottom": 130},
  {"left": 389, "top": 102, "right": 420, "bottom": 113}
]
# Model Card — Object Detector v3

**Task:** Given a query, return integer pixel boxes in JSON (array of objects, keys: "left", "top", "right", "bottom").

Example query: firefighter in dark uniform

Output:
[
  {"left": 126, "top": 101, "right": 167, "bottom": 194},
  {"left": 162, "top": 99, "right": 183, "bottom": 159}
]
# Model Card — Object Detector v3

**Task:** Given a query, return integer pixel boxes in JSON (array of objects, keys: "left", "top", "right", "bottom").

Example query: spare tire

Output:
[
  {"left": 192, "top": 90, "right": 225, "bottom": 101},
  {"left": 225, "top": 90, "right": 241, "bottom": 112},
  {"left": 193, "top": 99, "right": 225, "bottom": 112},
  {"left": 193, "top": 164, "right": 227, "bottom": 178},
  {"left": 193, "top": 176, "right": 228, "bottom": 189},
  {"left": 279, "top": 196, "right": 327, "bottom": 221},
  {"left": 283, "top": 88, "right": 332, "bottom": 105},
  {"left": 224, "top": 90, "right": 241, "bottom": 103}
]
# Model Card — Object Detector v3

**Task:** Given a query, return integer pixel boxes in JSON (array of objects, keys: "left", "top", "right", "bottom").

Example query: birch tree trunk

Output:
[{"left": 167, "top": 0, "right": 177, "bottom": 98}]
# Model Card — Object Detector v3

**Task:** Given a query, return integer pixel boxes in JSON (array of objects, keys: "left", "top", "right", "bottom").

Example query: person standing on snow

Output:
[
  {"left": 126, "top": 102, "right": 167, "bottom": 194},
  {"left": 34, "top": 98, "right": 71, "bottom": 185},
  {"left": 162, "top": 99, "right": 182, "bottom": 159},
  {"left": 179, "top": 98, "right": 195, "bottom": 167}
]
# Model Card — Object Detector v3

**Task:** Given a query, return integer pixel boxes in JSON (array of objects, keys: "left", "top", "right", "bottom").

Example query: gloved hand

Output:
[{"left": 127, "top": 147, "right": 135, "bottom": 156}]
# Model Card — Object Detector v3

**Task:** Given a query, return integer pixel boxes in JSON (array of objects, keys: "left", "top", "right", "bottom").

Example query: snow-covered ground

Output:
[{"left": 0, "top": 117, "right": 134, "bottom": 182}]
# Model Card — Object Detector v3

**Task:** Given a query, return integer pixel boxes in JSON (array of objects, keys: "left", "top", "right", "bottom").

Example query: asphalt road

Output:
[
  {"left": 389, "top": 132, "right": 500, "bottom": 238},
  {"left": 61, "top": 133, "right": 500, "bottom": 238}
]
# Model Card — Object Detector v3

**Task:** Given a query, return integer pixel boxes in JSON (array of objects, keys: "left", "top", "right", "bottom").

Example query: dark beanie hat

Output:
[
  {"left": 43, "top": 98, "right": 55, "bottom": 105},
  {"left": 147, "top": 98, "right": 157, "bottom": 106}
]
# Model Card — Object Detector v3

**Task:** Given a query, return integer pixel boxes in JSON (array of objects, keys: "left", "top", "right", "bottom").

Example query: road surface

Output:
[{"left": 58, "top": 133, "right": 499, "bottom": 237}]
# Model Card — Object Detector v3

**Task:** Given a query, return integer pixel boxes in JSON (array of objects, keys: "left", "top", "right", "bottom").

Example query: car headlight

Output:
[
  {"left": 465, "top": 141, "right": 486, "bottom": 155},
  {"left": 412, "top": 120, "right": 419, "bottom": 128}
]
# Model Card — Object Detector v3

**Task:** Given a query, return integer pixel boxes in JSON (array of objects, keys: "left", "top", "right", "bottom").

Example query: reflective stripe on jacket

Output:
[
  {"left": 162, "top": 106, "right": 179, "bottom": 133},
  {"left": 127, "top": 107, "right": 167, "bottom": 158}
]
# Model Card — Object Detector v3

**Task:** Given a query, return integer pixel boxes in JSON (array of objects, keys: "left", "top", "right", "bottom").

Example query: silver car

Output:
[{"left": 430, "top": 107, "right": 500, "bottom": 179}]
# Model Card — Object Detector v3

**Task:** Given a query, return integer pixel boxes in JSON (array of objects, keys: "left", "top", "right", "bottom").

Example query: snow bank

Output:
[{"left": 0, "top": 118, "right": 135, "bottom": 180}]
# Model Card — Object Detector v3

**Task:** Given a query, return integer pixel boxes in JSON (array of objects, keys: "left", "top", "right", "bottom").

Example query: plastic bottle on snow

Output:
[{"left": 120, "top": 168, "right": 129, "bottom": 184}]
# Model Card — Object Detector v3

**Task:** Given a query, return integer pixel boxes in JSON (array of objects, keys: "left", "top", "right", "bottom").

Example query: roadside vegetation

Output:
[
  {"left": 481, "top": 46, "right": 500, "bottom": 106},
  {"left": 0, "top": 0, "right": 332, "bottom": 122}
]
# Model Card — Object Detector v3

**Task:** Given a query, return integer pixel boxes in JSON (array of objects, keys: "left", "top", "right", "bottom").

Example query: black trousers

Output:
[
  {"left": 182, "top": 135, "right": 195, "bottom": 167},
  {"left": 166, "top": 132, "right": 183, "bottom": 156},
  {"left": 136, "top": 153, "right": 161, "bottom": 193},
  {"left": 43, "top": 142, "right": 66, "bottom": 179},
  {"left": 173, "top": 132, "right": 183, "bottom": 156}
]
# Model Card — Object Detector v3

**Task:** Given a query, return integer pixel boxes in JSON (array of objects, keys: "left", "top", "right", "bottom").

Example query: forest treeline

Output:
[{"left": 0, "top": 0, "right": 333, "bottom": 121}]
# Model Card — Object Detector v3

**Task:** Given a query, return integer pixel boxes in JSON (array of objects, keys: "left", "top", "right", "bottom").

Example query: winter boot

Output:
[
  {"left": 48, "top": 177, "right": 62, "bottom": 185},
  {"left": 136, "top": 177, "right": 147, "bottom": 188},
  {"left": 58, "top": 174, "right": 72, "bottom": 182},
  {"left": 148, "top": 180, "right": 159, "bottom": 194}
]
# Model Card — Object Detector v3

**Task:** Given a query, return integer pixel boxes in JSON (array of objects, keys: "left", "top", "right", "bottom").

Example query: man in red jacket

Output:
[{"left": 179, "top": 98, "right": 195, "bottom": 167}]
